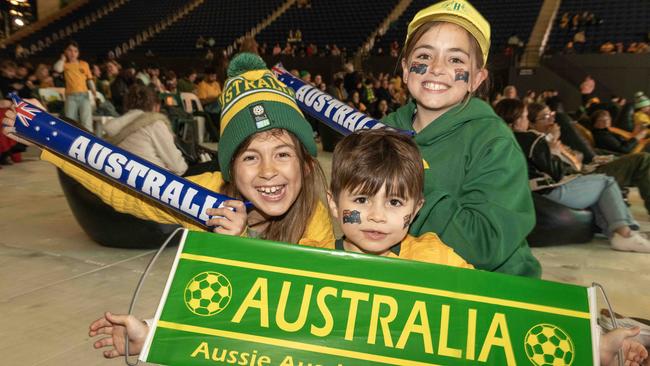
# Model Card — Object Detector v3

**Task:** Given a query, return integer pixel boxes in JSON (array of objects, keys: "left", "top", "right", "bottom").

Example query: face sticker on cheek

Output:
[
  {"left": 454, "top": 68, "right": 470, "bottom": 83},
  {"left": 409, "top": 62, "right": 428, "bottom": 75},
  {"left": 342, "top": 209, "right": 362, "bottom": 224},
  {"left": 403, "top": 214, "right": 412, "bottom": 229}
]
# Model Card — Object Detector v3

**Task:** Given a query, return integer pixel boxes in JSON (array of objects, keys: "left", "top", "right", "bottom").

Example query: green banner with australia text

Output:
[{"left": 140, "top": 230, "right": 597, "bottom": 366}]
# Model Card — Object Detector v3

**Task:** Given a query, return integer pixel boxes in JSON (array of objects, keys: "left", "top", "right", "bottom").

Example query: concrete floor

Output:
[{"left": 1, "top": 147, "right": 649, "bottom": 365}]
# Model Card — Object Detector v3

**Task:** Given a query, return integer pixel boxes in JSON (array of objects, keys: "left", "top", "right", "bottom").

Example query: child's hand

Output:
[
  {"left": 1, "top": 98, "right": 46, "bottom": 146},
  {"left": 600, "top": 327, "right": 648, "bottom": 366},
  {"left": 88, "top": 312, "right": 149, "bottom": 358},
  {"left": 206, "top": 200, "right": 248, "bottom": 236}
]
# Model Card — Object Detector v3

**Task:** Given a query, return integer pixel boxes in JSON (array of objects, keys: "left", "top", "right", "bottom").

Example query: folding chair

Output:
[
  {"left": 89, "top": 91, "right": 114, "bottom": 137},
  {"left": 180, "top": 92, "right": 219, "bottom": 143},
  {"left": 37, "top": 87, "right": 65, "bottom": 116}
]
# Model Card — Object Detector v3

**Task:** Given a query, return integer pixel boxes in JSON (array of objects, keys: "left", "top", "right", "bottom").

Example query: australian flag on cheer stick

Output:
[
  {"left": 7, "top": 93, "right": 250, "bottom": 228},
  {"left": 272, "top": 65, "right": 415, "bottom": 137}
]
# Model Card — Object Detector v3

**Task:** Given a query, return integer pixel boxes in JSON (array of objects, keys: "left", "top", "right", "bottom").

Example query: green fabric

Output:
[
  {"left": 176, "top": 78, "right": 196, "bottom": 93},
  {"left": 383, "top": 98, "right": 540, "bottom": 277}
]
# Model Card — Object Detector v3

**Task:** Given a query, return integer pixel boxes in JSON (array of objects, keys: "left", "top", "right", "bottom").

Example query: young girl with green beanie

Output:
[
  {"left": 2, "top": 53, "right": 334, "bottom": 246},
  {"left": 382, "top": 0, "right": 540, "bottom": 277}
]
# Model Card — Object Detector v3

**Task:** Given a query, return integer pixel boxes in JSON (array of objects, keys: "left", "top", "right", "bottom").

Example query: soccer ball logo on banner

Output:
[
  {"left": 524, "top": 323, "right": 575, "bottom": 366},
  {"left": 184, "top": 272, "right": 232, "bottom": 316}
]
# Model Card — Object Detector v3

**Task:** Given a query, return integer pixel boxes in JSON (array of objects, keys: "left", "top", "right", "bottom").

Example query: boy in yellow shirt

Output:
[
  {"left": 322, "top": 129, "right": 473, "bottom": 268},
  {"left": 53, "top": 40, "right": 96, "bottom": 132}
]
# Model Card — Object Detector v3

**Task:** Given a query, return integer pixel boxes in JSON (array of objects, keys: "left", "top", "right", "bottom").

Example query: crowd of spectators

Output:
[
  {"left": 492, "top": 79, "right": 650, "bottom": 219},
  {"left": 558, "top": 10, "right": 650, "bottom": 55},
  {"left": 2, "top": 39, "right": 650, "bottom": 225}
]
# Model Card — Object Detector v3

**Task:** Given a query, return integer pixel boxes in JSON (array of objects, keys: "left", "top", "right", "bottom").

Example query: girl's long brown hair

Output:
[{"left": 219, "top": 129, "right": 328, "bottom": 243}]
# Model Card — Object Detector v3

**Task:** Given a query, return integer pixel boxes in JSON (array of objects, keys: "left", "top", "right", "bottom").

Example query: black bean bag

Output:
[
  {"left": 527, "top": 193, "right": 595, "bottom": 247},
  {"left": 57, "top": 169, "right": 181, "bottom": 249}
]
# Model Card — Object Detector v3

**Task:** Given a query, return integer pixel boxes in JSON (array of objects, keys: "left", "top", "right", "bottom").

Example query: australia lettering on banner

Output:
[
  {"left": 293, "top": 85, "right": 381, "bottom": 132},
  {"left": 67, "top": 136, "right": 222, "bottom": 222},
  {"left": 143, "top": 232, "right": 593, "bottom": 366},
  {"left": 228, "top": 277, "right": 516, "bottom": 365}
]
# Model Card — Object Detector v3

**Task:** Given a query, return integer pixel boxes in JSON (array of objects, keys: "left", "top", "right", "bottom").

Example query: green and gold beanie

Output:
[{"left": 218, "top": 53, "right": 317, "bottom": 181}]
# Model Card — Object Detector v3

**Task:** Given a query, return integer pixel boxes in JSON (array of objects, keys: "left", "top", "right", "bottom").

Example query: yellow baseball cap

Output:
[{"left": 406, "top": 0, "right": 491, "bottom": 66}]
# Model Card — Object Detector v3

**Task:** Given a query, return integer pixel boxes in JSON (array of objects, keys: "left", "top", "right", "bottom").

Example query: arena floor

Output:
[{"left": 1, "top": 147, "right": 649, "bottom": 365}]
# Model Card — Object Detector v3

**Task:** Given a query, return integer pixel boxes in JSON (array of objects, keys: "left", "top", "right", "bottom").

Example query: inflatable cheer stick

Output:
[
  {"left": 272, "top": 65, "right": 414, "bottom": 136},
  {"left": 7, "top": 93, "right": 250, "bottom": 228}
]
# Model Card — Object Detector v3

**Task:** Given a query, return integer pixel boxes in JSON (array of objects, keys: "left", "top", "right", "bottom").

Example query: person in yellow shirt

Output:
[
  {"left": 53, "top": 41, "right": 96, "bottom": 132},
  {"left": 320, "top": 128, "right": 473, "bottom": 268},
  {"left": 196, "top": 66, "right": 221, "bottom": 105},
  {"left": 633, "top": 91, "right": 650, "bottom": 130}
]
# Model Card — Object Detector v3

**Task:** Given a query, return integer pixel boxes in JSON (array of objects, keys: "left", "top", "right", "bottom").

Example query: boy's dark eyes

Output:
[
  {"left": 389, "top": 199, "right": 404, "bottom": 207},
  {"left": 353, "top": 197, "right": 367, "bottom": 204},
  {"left": 415, "top": 53, "right": 431, "bottom": 60},
  {"left": 450, "top": 57, "right": 465, "bottom": 64}
]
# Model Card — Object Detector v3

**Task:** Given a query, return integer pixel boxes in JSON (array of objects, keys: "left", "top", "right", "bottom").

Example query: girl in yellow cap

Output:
[
  {"left": 383, "top": 0, "right": 540, "bottom": 277},
  {"left": 2, "top": 53, "right": 334, "bottom": 247}
]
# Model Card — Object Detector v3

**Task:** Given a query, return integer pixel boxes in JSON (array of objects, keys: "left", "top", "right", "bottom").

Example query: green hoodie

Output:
[{"left": 383, "top": 98, "right": 541, "bottom": 277}]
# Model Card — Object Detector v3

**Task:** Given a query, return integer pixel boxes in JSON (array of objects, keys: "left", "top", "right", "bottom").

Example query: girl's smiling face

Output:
[
  {"left": 402, "top": 23, "right": 487, "bottom": 126},
  {"left": 232, "top": 130, "right": 303, "bottom": 219}
]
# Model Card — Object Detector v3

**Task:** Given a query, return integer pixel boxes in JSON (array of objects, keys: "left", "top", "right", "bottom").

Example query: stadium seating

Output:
[
  {"left": 8, "top": 0, "right": 552, "bottom": 61},
  {"left": 30, "top": 0, "right": 191, "bottom": 59},
  {"left": 131, "top": 0, "right": 285, "bottom": 57},
  {"left": 376, "top": 0, "right": 543, "bottom": 57},
  {"left": 548, "top": 0, "right": 649, "bottom": 53},
  {"left": 11, "top": 0, "right": 109, "bottom": 54},
  {"left": 71, "top": 0, "right": 190, "bottom": 58},
  {"left": 256, "top": 0, "right": 399, "bottom": 51}
]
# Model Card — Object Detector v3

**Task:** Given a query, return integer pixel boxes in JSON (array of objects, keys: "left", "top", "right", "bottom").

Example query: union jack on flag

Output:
[{"left": 15, "top": 101, "right": 40, "bottom": 128}]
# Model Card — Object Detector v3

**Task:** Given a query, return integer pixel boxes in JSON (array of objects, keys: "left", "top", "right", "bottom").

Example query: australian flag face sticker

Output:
[{"left": 250, "top": 103, "right": 271, "bottom": 129}]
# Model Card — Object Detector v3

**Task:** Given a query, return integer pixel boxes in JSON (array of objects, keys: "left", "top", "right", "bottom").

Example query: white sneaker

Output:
[{"left": 610, "top": 232, "right": 650, "bottom": 253}]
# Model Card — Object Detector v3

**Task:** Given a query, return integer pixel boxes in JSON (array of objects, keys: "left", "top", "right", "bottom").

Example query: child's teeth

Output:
[
  {"left": 424, "top": 82, "right": 448, "bottom": 91},
  {"left": 259, "top": 185, "right": 282, "bottom": 194}
]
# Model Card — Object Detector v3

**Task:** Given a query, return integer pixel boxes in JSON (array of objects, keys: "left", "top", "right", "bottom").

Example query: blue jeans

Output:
[
  {"left": 543, "top": 174, "right": 637, "bottom": 237},
  {"left": 64, "top": 92, "right": 93, "bottom": 132}
]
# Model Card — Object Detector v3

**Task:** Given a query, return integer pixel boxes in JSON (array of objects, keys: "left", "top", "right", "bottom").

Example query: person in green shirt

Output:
[
  {"left": 382, "top": 0, "right": 540, "bottom": 277},
  {"left": 176, "top": 69, "right": 197, "bottom": 94}
]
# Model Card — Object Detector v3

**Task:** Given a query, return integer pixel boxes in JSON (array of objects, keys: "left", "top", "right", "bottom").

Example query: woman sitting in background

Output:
[
  {"left": 494, "top": 98, "right": 650, "bottom": 253},
  {"left": 103, "top": 84, "right": 187, "bottom": 176}
]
